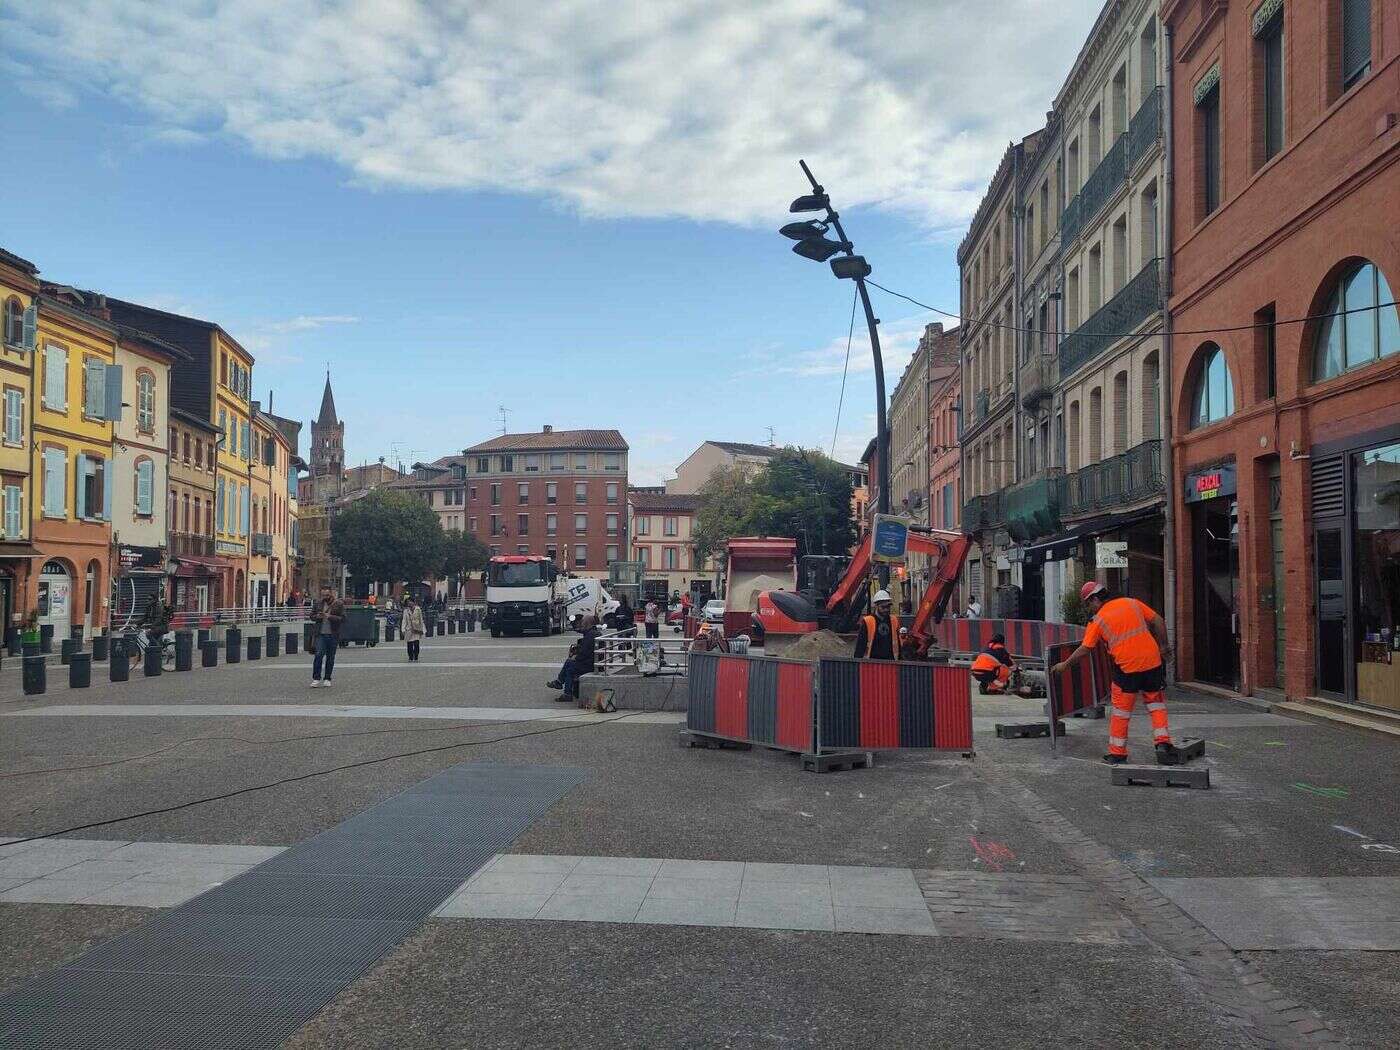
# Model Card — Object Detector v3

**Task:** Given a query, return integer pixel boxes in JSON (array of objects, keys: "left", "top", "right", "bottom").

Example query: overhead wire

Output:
[{"left": 830, "top": 285, "right": 859, "bottom": 459}]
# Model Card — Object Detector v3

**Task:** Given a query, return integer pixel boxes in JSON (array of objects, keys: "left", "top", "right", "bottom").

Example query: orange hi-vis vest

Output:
[
  {"left": 971, "top": 644, "right": 1009, "bottom": 675},
  {"left": 1086, "top": 597, "right": 1161, "bottom": 673},
  {"left": 861, "top": 614, "right": 901, "bottom": 660}
]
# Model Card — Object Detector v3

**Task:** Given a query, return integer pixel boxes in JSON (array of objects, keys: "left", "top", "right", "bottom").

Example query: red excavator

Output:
[{"left": 755, "top": 527, "right": 972, "bottom": 659}]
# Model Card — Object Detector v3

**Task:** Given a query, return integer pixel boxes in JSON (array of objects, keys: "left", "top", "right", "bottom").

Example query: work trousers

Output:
[
  {"left": 406, "top": 640, "right": 421, "bottom": 662},
  {"left": 1107, "top": 666, "right": 1170, "bottom": 756},
  {"left": 312, "top": 634, "right": 338, "bottom": 681}
]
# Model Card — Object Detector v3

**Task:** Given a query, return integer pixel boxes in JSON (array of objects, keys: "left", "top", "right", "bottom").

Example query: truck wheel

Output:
[{"left": 490, "top": 627, "right": 501, "bottom": 639}]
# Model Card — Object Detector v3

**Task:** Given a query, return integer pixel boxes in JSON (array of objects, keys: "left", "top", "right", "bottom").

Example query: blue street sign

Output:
[{"left": 871, "top": 514, "right": 909, "bottom": 564}]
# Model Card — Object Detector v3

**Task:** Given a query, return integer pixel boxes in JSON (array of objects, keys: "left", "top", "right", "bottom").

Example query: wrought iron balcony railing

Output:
[
  {"left": 961, "top": 490, "right": 1006, "bottom": 534},
  {"left": 1019, "top": 353, "right": 1056, "bottom": 409},
  {"left": 1127, "top": 86, "right": 1163, "bottom": 170},
  {"left": 1061, "top": 439, "right": 1164, "bottom": 518},
  {"left": 1080, "top": 135, "right": 1127, "bottom": 233},
  {"left": 1059, "top": 258, "right": 1162, "bottom": 377},
  {"left": 1060, "top": 194, "right": 1081, "bottom": 245},
  {"left": 171, "top": 532, "right": 214, "bottom": 558}
]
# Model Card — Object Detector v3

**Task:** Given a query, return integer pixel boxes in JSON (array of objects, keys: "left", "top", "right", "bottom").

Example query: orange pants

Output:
[{"left": 1107, "top": 683, "right": 1171, "bottom": 756}]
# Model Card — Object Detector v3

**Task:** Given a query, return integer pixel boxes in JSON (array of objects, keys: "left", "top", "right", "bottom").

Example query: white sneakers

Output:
[
  {"left": 321, "top": 679, "right": 332, "bottom": 688},
  {"left": 310, "top": 679, "right": 320, "bottom": 688},
  {"left": 310, "top": 678, "right": 333, "bottom": 688}
]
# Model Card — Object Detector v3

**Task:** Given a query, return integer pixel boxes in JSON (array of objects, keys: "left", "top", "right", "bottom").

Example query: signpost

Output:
[{"left": 871, "top": 514, "right": 909, "bottom": 565}]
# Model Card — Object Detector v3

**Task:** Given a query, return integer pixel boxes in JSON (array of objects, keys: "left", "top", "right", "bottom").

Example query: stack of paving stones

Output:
[{"left": 0, "top": 762, "right": 585, "bottom": 1048}]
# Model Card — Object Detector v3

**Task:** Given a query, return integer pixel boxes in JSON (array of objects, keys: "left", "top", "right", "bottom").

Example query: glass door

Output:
[
  {"left": 1269, "top": 467, "right": 1285, "bottom": 687},
  {"left": 1352, "top": 442, "right": 1400, "bottom": 711},
  {"left": 1193, "top": 498, "right": 1239, "bottom": 688},
  {"left": 1315, "top": 528, "right": 1347, "bottom": 696}
]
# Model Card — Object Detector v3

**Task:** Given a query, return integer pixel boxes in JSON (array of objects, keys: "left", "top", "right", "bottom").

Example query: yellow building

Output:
[
  {"left": 32, "top": 286, "right": 120, "bottom": 639},
  {"left": 0, "top": 248, "right": 40, "bottom": 632},
  {"left": 248, "top": 412, "right": 274, "bottom": 608},
  {"left": 257, "top": 406, "right": 298, "bottom": 605}
]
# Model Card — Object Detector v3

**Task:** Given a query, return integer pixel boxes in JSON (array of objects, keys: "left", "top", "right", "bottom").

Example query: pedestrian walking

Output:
[
  {"left": 854, "top": 590, "right": 900, "bottom": 660},
  {"left": 401, "top": 595, "right": 426, "bottom": 662},
  {"left": 1051, "top": 582, "right": 1179, "bottom": 765},
  {"left": 309, "top": 585, "right": 345, "bottom": 687},
  {"left": 644, "top": 600, "right": 660, "bottom": 639}
]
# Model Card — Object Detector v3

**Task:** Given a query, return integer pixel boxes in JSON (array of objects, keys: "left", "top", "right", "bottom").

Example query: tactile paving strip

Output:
[{"left": 0, "top": 762, "right": 586, "bottom": 1049}]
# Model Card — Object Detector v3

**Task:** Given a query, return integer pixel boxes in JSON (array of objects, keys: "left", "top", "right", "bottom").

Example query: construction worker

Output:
[
  {"left": 1051, "top": 582, "right": 1179, "bottom": 766},
  {"left": 970, "top": 633, "right": 1015, "bottom": 694},
  {"left": 854, "top": 590, "right": 900, "bottom": 660}
]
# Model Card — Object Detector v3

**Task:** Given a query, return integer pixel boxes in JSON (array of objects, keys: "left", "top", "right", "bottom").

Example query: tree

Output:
[
  {"left": 693, "top": 465, "right": 756, "bottom": 565},
  {"left": 441, "top": 529, "right": 490, "bottom": 581},
  {"left": 329, "top": 489, "right": 447, "bottom": 588}
]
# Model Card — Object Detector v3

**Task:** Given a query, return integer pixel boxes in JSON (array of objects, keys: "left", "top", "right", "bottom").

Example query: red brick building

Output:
[
  {"left": 1164, "top": 0, "right": 1398, "bottom": 712},
  {"left": 461, "top": 427, "right": 628, "bottom": 578}
]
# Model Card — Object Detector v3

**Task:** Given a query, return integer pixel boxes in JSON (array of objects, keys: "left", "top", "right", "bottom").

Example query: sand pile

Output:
[{"left": 780, "top": 629, "right": 857, "bottom": 662}]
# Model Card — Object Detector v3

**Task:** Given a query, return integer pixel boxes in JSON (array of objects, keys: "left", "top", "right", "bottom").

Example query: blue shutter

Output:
[
  {"left": 20, "top": 303, "right": 36, "bottom": 351},
  {"left": 101, "top": 459, "right": 112, "bottom": 520},
  {"left": 75, "top": 453, "right": 88, "bottom": 519},
  {"left": 137, "top": 461, "right": 153, "bottom": 515},
  {"left": 104, "top": 364, "right": 123, "bottom": 421},
  {"left": 241, "top": 484, "right": 250, "bottom": 535},
  {"left": 84, "top": 359, "right": 103, "bottom": 417}
]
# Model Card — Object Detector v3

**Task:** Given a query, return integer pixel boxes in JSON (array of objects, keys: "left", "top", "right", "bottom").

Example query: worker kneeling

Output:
[
  {"left": 971, "top": 634, "right": 1014, "bottom": 694},
  {"left": 1051, "top": 582, "right": 1181, "bottom": 766}
]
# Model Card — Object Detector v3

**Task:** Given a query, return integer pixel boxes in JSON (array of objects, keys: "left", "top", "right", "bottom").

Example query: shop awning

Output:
[
  {"left": 0, "top": 543, "right": 44, "bottom": 560},
  {"left": 173, "top": 555, "right": 226, "bottom": 576},
  {"left": 1023, "top": 507, "right": 1162, "bottom": 565}
]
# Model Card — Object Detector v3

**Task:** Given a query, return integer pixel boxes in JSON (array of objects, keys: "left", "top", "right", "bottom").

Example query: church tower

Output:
[{"left": 310, "top": 373, "right": 345, "bottom": 504}]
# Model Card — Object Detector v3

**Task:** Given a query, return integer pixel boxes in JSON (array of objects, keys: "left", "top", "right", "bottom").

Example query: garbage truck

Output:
[{"left": 485, "top": 556, "right": 568, "bottom": 637}]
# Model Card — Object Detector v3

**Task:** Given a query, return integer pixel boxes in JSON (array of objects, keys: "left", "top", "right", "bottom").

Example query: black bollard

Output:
[
  {"left": 22, "top": 641, "right": 39, "bottom": 660},
  {"left": 23, "top": 654, "right": 45, "bottom": 696},
  {"left": 247, "top": 635, "right": 262, "bottom": 661},
  {"left": 436, "top": 617, "right": 446, "bottom": 636},
  {"left": 92, "top": 634, "right": 109, "bottom": 662},
  {"left": 372, "top": 617, "right": 381, "bottom": 646},
  {"left": 197, "top": 628, "right": 210, "bottom": 647},
  {"left": 6, "top": 627, "right": 20, "bottom": 656},
  {"left": 303, "top": 622, "right": 314, "bottom": 651},
  {"left": 60, "top": 639, "right": 79, "bottom": 665},
  {"left": 226, "top": 627, "right": 242, "bottom": 664},
  {"left": 39, "top": 624, "right": 53, "bottom": 653},
  {"left": 385, "top": 622, "right": 396, "bottom": 642},
  {"left": 175, "top": 631, "right": 194, "bottom": 671},
  {"left": 447, "top": 616, "right": 457, "bottom": 635},
  {"left": 69, "top": 652, "right": 92, "bottom": 689},
  {"left": 110, "top": 637, "right": 130, "bottom": 681},
  {"left": 285, "top": 631, "right": 298, "bottom": 655},
  {"left": 70, "top": 625, "right": 84, "bottom": 641},
  {"left": 265, "top": 625, "right": 279, "bottom": 657},
  {"left": 201, "top": 640, "right": 219, "bottom": 667},
  {"left": 143, "top": 643, "right": 162, "bottom": 676}
]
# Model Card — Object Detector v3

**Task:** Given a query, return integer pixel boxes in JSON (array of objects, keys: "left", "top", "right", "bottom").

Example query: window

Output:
[
  {"left": 135, "top": 372, "right": 155, "bottom": 431},
  {"left": 573, "top": 545, "right": 587, "bottom": 568},
  {"left": 1255, "top": 305, "right": 1277, "bottom": 399},
  {"left": 135, "top": 458, "right": 154, "bottom": 516},
  {"left": 546, "top": 545, "right": 558, "bottom": 562},
  {"left": 3, "top": 388, "right": 21, "bottom": 445},
  {"left": 546, "top": 482, "right": 557, "bottom": 505},
  {"left": 517, "top": 514, "right": 529, "bottom": 535},
  {"left": 606, "top": 482, "right": 618, "bottom": 504},
  {"left": 43, "top": 344, "right": 67, "bottom": 410},
  {"left": 469, "top": 516, "right": 477, "bottom": 533},
  {"left": 549, "top": 452, "right": 565, "bottom": 470},
  {"left": 546, "top": 514, "right": 557, "bottom": 535},
  {"left": 181, "top": 492, "right": 190, "bottom": 532},
  {"left": 490, "top": 483, "right": 500, "bottom": 506},
  {"left": 575, "top": 482, "right": 587, "bottom": 503},
  {"left": 490, "top": 545, "right": 501, "bottom": 556},
  {"left": 663, "top": 516, "right": 678, "bottom": 536},
  {"left": 206, "top": 440, "right": 215, "bottom": 471},
  {"left": 491, "top": 514, "right": 501, "bottom": 536},
  {"left": 637, "top": 546, "right": 650, "bottom": 568},
  {"left": 3, "top": 298, "right": 20, "bottom": 346},
  {"left": 1199, "top": 79, "right": 1221, "bottom": 216},
  {"left": 516, "top": 545, "right": 529, "bottom": 556},
  {"left": 663, "top": 547, "right": 678, "bottom": 570},
  {"left": 1342, "top": 0, "right": 1372, "bottom": 88},
  {"left": 525, "top": 454, "right": 539, "bottom": 472},
  {"left": 469, "top": 485, "right": 478, "bottom": 501},
  {"left": 606, "top": 513, "right": 618, "bottom": 536},
  {"left": 575, "top": 513, "right": 587, "bottom": 533},
  {"left": 1142, "top": 352, "right": 1161, "bottom": 439},
  {"left": 1314, "top": 261, "right": 1399, "bottom": 379},
  {"left": 636, "top": 515, "right": 650, "bottom": 536},
  {"left": 1140, "top": 181, "right": 1159, "bottom": 261},
  {"left": 4, "top": 484, "right": 22, "bottom": 538},
  {"left": 500, "top": 455, "right": 514, "bottom": 472},
  {"left": 606, "top": 545, "right": 619, "bottom": 564},
  {"left": 575, "top": 453, "right": 589, "bottom": 470},
  {"left": 1259, "top": 8, "right": 1285, "bottom": 162},
  {"left": 1139, "top": 17, "right": 1158, "bottom": 99},
  {"left": 1111, "top": 216, "right": 1127, "bottom": 295},
  {"left": 1087, "top": 244, "right": 1103, "bottom": 313},
  {"left": 241, "top": 421, "right": 251, "bottom": 462},
  {"left": 476, "top": 456, "right": 489, "bottom": 472},
  {"left": 515, "top": 482, "right": 528, "bottom": 504},
  {"left": 220, "top": 352, "right": 228, "bottom": 386},
  {"left": 76, "top": 454, "right": 108, "bottom": 520},
  {"left": 604, "top": 452, "right": 621, "bottom": 471},
  {"left": 216, "top": 476, "right": 225, "bottom": 532},
  {"left": 42, "top": 447, "right": 66, "bottom": 516},
  {"left": 1191, "top": 344, "right": 1236, "bottom": 427}
]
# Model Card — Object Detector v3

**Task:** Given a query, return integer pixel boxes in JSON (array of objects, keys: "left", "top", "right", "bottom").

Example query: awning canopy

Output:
[
  {"left": 1023, "top": 507, "right": 1162, "bottom": 565},
  {"left": 0, "top": 543, "right": 44, "bottom": 560},
  {"left": 173, "top": 555, "right": 226, "bottom": 576}
]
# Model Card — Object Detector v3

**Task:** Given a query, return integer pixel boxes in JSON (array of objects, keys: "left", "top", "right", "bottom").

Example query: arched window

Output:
[
  {"left": 3, "top": 298, "right": 23, "bottom": 347},
  {"left": 1314, "top": 261, "right": 1400, "bottom": 380},
  {"left": 136, "top": 371, "right": 155, "bottom": 432},
  {"left": 1191, "top": 344, "right": 1235, "bottom": 428}
]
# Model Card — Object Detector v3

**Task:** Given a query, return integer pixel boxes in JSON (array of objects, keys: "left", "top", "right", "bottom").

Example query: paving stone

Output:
[
  {"left": 655, "top": 859, "right": 745, "bottom": 882},
  {"left": 738, "top": 881, "right": 832, "bottom": 907},
  {"left": 634, "top": 897, "right": 737, "bottom": 928},
  {"left": 646, "top": 876, "right": 741, "bottom": 902},
  {"left": 486, "top": 854, "right": 582, "bottom": 875},
  {"left": 830, "top": 881, "right": 927, "bottom": 909},
  {"left": 569, "top": 856, "right": 663, "bottom": 877},
  {"left": 833, "top": 906, "right": 937, "bottom": 936},
  {"left": 734, "top": 900, "right": 835, "bottom": 932},
  {"left": 535, "top": 894, "right": 643, "bottom": 923},
  {"left": 466, "top": 871, "right": 569, "bottom": 896},
  {"left": 434, "top": 893, "right": 549, "bottom": 919},
  {"left": 741, "top": 863, "right": 830, "bottom": 885}
]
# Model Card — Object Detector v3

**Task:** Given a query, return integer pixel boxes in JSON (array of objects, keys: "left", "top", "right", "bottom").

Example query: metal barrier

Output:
[
  {"left": 1044, "top": 640, "right": 1110, "bottom": 752},
  {"left": 596, "top": 628, "right": 692, "bottom": 676},
  {"left": 930, "top": 618, "right": 1084, "bottom": 664},
  {"left": 687, "top": 652, "right": 814, "bottom": 753},
  {"left": 817, "top": 659, "right": 973, "bottom": 752}
]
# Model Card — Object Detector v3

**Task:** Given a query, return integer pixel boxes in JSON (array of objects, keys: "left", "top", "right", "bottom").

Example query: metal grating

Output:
[{"left": 0, "top": 762, "right": 585, "bottom": 1049}]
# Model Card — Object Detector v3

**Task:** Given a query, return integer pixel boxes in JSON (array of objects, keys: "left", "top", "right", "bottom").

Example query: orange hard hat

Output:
[{"left": 1080, "top": 581, "right": 1107, "bottom": 602}]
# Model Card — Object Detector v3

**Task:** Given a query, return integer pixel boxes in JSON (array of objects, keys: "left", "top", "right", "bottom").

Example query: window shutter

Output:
[
  {"left": 4, "top": 485, "right": 19, "bottom": 538},
  {"left": 241, "top": 485, "right": 250, "bottom": 535},
  {"left": 137, "top": 461, "right": 153, "bottom": 515},
  {"left": 20, "top": 304, "right": 36, "bottom": 351},
  {"left": 84, "top": 358, "right": 105, "bottom": 417},
  {"left": 45, "top": 347, "right": 65, "bottom": 408},
  {"left": 75, "top": 453, "right": 88, "bottom": 519},
  {"left": 101, "top": 459, "right": 112, "bottom": 520},
  {"left": 1342, "top": 0, "right": 1372, "bottom": 83},
  {"left": 104, "top": 364, "right": 123, "bottom": 420}
]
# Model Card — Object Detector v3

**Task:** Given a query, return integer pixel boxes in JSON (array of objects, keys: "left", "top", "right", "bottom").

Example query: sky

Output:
[{"left": 0, "top": 0, "right": 1099, "bottom": 484}]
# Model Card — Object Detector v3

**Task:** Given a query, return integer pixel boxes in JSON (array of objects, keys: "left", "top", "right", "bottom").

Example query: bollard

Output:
[
  {"left": 175, "top": 630, "right": 194, "bottom": 671},
  {"left": 70, "top": 625, "right": 84, "bottom": 641},
  {"left": 226, "top": 627, "right": 242, "bottom": 664},
  {"left": 372, "top": 617, "right": 381, "bottom": 646},
  {"left": 6, "top": 627, "right": 20, "bottom": 656},
  {"left": 436, "top": 618, "right": 446, "bottom": 636},
  {"left": 266, "top": 625, "right": 279, "bottom": 657},
  {"left": 201, "top": 640, "right": 219, "bottom": 667},
  {"left": 447, "top": 616, "right": 457, "bottom": 635},
  {"left": 247, "top": 635, "right": 262, "bottom": 660},
  {"left": 92, "top": 634, "right": 109, "bottom": 662},
  {"left": 69, "top": 652, "right": 92, "bottom": 689},
  {"left": 144, "top": 643, "right": 163, "bottom": 676},
  {"left": 22, "top": 641, "right": 40, "bottom": 660},
  {"left": 303, "top": 622, "right": 314, "bottom": 651},
  {"left": 285, "top": 631, "right": 299, "bottom": 655},
  {"left": 109, "top": 637, "right": 130, "bottom": 681},
  {"left": 39, "top": 624, "right": 54, "bottom": 653},
  {"left": 23, "top": 654, "right": 46, "bottom": 696},
  {"left": 60, "top": 638, "right": 79, "bottom": 665},
  {"left": 197, "top": 628, "right": 210, "bottom": 647}
]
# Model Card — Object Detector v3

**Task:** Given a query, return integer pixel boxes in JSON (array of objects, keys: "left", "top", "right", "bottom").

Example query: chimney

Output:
[{"left": 542, "top": 424, "right": 553, "bottom": 433}]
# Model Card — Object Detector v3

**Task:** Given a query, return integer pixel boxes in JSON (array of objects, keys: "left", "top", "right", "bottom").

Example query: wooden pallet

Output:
[
  {"left": 995, "top": 721, "right": 1064, "bottom": 739},
  {"left": 800, "top": 750, "right": 874, "bottom": 773},
  {"left": 1110, "top": 764, "right": 1211, "bottom": 789}
]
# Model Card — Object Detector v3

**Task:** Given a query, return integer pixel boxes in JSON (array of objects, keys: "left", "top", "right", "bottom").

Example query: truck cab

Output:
[{"left": 485, "top": 556, "right": 565, "bottom": 637}]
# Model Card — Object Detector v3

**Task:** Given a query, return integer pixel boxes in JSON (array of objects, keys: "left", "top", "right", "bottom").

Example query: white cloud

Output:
[
  {"left": 0, "top": 0, "right": 1097, "bottom": 228},
  {"left": 238, "top": 314, "right": 358, "bottom": 361},
  {"left": 262, "top": 315, "right": 359, "bottom": 334}
]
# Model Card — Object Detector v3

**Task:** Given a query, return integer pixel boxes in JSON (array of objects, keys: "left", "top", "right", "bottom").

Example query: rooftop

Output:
[
  {"left": 464, "top": 428, "right": 628, "bottom": 453},
  {"left": 629, "top": 491, "right": 701, "bottom": 512}
]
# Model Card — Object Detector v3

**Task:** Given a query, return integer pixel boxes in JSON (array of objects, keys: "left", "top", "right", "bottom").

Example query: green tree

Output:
[
  {"left": 329, "top": 489, "right": 447, "bottom": 587},
  {"left": 693, "top": 465, "right": 756, "bottom": 565},
  {"left": 441, "top": 529, "right": 490, "bottom": 581}
]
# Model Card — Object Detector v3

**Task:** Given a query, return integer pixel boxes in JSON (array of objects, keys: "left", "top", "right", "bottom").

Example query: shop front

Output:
[
  {"left": 1022, "top": 506, "right": 1165, "bottom": 621},
  {"left": 1311, "top": 427, "right": 1400, "bottom": 713},
  {"left": 171, "top": 555, "right": 225, "bottom": 614},
  {"left": 1184, "top": 463, "right": 1239, "bottom": 691},
  {"left": 113, "top": 545, "right": 167, "bottom": 632},
  {"left": 0, "top": 543, "right": 41, "bottom": 637}
]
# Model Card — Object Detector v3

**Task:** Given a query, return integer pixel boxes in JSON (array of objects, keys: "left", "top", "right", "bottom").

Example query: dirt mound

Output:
[{"left": 780, "top": 629, "right": 856, "bottom": 662}]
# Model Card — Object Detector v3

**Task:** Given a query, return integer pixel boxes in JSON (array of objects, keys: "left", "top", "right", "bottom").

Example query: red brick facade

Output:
[{"left": 1164, "top": 0, "right": 1399, "bottom": 702}]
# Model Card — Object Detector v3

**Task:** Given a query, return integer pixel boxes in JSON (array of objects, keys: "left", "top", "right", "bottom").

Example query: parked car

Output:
[{"left": 702, "top": 599, "right": 727, "bottom": 624}]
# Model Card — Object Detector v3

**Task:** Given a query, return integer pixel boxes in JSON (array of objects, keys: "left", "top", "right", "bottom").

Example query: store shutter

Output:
[
  {"left": 114, "top": 572, "right": 166, "bottom": 627},
  {"left": 1310, "top": 456, "right": 1345, "bottom": 520}
]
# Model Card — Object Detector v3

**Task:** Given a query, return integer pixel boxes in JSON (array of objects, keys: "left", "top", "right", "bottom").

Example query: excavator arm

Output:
[{"left": 824, "top": 527, "right": 971, "bottom": 641}]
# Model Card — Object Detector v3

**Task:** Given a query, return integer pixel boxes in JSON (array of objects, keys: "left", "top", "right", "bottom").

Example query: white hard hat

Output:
[{"left": 872, "top": 590, "right": 892, "bottom": 604}]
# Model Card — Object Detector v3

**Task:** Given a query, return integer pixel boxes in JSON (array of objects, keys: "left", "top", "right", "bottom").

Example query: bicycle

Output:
[{"left": 132, "top": 629, "right": 177, "bottom": 670}]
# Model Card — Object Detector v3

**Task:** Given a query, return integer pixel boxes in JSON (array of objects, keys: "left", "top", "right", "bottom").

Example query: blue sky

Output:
[{"left": 0, "top": 1, "right": 1097, "bottom": 483}]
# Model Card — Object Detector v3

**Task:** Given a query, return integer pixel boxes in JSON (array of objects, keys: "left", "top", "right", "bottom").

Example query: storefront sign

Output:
[
  {"left": 216, "top": 540, "right": 246, "bottom": 556},
  {"left": 1096, "top": 541, "right": 1128, "bottom": 569},
  {"left": 871, "top": 514, "right": 909, "bottom": 565},
  {"left": 118, "top": 545, "right": 164, "bottom": 571},
  {"left": 1184, "top": 463, "right": 1237, "bottom": 503}
]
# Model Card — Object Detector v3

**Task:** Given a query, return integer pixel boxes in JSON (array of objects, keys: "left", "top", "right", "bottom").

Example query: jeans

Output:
[
  {"left": 313, "top": 633, "right": 337, "bottom": 681},
  {"left": 407, "top": 640, "right": 420, "bottom": 662},
  {"left": 559, "top": 657, "right": 584, "bottom": 698}
]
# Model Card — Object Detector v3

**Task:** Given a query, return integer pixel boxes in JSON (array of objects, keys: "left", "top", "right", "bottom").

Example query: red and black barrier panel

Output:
[
  {"left": 929, "top": 618, "right": 1084, "bottom": 661},
  {"left": 686, "top": 652, "right": 814, "bottom": 752},
  {"left": 1043, "top": 640, "right": 1109, "bottom": 752},
  {"left": 817, "top": 658, "right": 973, "bottom": 753}
]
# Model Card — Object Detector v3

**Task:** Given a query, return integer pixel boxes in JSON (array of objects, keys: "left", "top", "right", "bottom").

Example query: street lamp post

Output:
[{"left": 781, "top": 160, "right": 890, "bottom": 585}]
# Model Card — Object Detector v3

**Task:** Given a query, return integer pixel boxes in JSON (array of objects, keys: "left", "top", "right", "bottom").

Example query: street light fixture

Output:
[{"left": 780, "top": 159, "right": 891, "bottom": 585}]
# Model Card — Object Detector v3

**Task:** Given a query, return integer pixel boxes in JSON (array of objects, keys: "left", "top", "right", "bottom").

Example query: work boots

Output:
[
  {"left": 1102, "top": 753, "right": 1127, "bottom": 765},
  {"left": 1155, "top": 742, "right": 1183, "bottom": 766}
]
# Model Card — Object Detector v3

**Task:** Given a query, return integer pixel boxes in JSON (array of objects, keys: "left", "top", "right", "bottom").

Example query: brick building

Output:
[
  {"left": 1163, "top": 0, "right": 1398, "bottom": 712},
  {"left": 461, "top": 427, "right": 628, "bottom": 578}
]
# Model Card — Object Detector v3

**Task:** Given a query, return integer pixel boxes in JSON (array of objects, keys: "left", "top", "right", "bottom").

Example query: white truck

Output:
[
  {"left": 485, "top": 556, "right": 567, "bottom": 637},
  {"left": 559, "top": 576, "right": 617, "bottom": 629}
]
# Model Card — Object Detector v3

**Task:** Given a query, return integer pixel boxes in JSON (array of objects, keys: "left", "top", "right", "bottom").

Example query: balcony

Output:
[
  {"left": 961, "top": 490, "right": 1005, "bottom": 534},
  {"left": 1059, "top": 258, "right": 1162, "bottom": 377},
  {"left": 1061, "top": 439, "right": 1164, "bottom": 519},
  {"left": 251, "top": 532, "right": 273, "bottom": 556},
  {"left": 973, "top": 388, "right": 990, "bottom": 424},
  {"left": 1080, "top": 135, "right": 1127, "bottom": 233},
  {"left": 171, "top": 532, "right": 214, "bottom": 558},
  {"left": 1020, "top": 353, "right": 1056, "bottom": 409},
  {"left": 1006, "top": 470, "right": 1063, "bottom": 543},
  {"left": 1060, "top": 89, "right": 1162, "bottom": 248},
  {"left": 1127, "top": 86, "right": 1162, "bottom": 170},
  {"left": 1060, "top": 194, "right": 1081, "bottom": 246}
]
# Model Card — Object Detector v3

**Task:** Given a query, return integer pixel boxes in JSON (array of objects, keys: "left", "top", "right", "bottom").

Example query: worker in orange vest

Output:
[
  {"left": 1051, "top": 581, "right": 1180, "bottom": 765},
  {"left": 971, "top": 633, "right": 1015, "bottom": 694},
  {"left": 853, "top": 590, "right": 901, "bottom": 660}
]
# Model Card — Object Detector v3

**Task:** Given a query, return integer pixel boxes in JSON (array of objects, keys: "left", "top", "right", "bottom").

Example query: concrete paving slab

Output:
[
  {"left": 466, "top": 871, "right": 569, "bottom": 896},
  {"left": 554, "top": 873, "right": 653, "bottom": 901},
  {"left": 635, "top": 897, "right": 738, "bottom": 927},
  {"left": 833, "top": 905, "right": 938, "bottom": 936},
  {"left": 485, "top": 854, "right": 582, "bottom": 875},
  {"left": 830, "top": 880, "right": 925, "bottom": 909},
  {"left": 741, "top": 862, "right": 831, "bottom": 885},
  {"left": 434, "top": 892, "right": 549, "bottom": 920},
  {"left": 0, "top": 880, "right": 117, "bottom": 904},
  {"left": 647, "top": 876, "right": 741, "bottom": 901},
  {"left": 733, "top": 899, "right": 836, "bottom": 932},
  {"left": 535, "top": 894, "right": 643, "bottom": 923},
  {"left": 738, "top": 880, "right": 832, "bottom": 906},
  {"left": 106, "top": 842, "right": 288, "bottom": 864},
  {"left": 571, "top": 856, "right": 663, "bottom": 877},
  {"left": 655, "top": 859, "right": 745, "bottom": 882}
]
